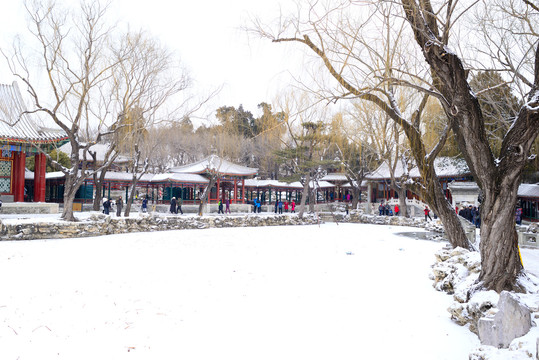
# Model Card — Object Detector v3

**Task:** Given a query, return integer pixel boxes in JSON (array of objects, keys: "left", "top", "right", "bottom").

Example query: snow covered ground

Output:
[{"left": 0, "top": 223, "right": 483, "bottom": 359}]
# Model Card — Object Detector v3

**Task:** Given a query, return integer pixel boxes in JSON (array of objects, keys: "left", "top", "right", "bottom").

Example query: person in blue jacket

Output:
[{"left": 278, "top": 200, "right": 283, "bottom": 214}]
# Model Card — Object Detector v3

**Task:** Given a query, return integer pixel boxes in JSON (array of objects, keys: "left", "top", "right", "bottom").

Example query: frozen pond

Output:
[{"left": 0, "top": 223, "right": 479, "bottom": 359}]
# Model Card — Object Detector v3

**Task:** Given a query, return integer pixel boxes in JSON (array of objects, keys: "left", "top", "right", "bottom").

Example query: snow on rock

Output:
[
  {"left": 478, "top": 291, "right": 532, "bottom": 349},
  {"left": 432, "top": 243, "right": 539, "bottom": 359}
]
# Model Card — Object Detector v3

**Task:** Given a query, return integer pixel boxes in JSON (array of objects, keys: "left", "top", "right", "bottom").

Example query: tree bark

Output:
[
  {"left": 60, "top": 175, "right": 77, "bottom": 221},
  {"left": 396, "top": 187, "right": 408, "bottom": 217},
  {"left": 92, "top": 170, "right": 107, "bottom": 211},
  {"left": 198, "top": 175, "right": 217, "bottom": 216},
  {"left": 298, "top": 172, "right": 310, "bottom": 218}
]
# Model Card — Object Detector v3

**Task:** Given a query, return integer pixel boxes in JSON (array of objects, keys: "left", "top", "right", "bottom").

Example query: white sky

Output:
[{"left": 0, "top": 0, "right": 304, "bottom": 124}]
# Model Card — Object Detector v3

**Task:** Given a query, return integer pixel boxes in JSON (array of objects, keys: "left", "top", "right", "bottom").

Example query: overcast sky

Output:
[{"left": 0, "top": 0, "right": 304, "bottom": 125}]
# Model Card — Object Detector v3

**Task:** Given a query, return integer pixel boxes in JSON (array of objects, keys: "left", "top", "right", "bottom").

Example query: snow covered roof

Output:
[
  {"left": 321, "top": 173, "right": 348, "bottom": 182},
  {"left": 169, "top": 155, "right": 257, "bottom": 177},
  {"left": 366, "top": 157, "right": 470, "bottom": 180},
  {"left": 341, "top": 180, "right": 368, "bottom": 188},
  {"left": 45, "top": 171, "right": 65, "bottom": 180},
  {"left": 0, "top": 82, "right": 68, "bottom": 144},
  {"left": 244, "top": 179, "right": 302, "bottom": 189},
  {"left": 102, "top": 171, "right": 154, "bottom": 182},
  {"left": 58, "top": 142, "right": 129, "bottom": 163},
  {"left": 151, "top": 173, "right": 209, "bottom": 184},
  {"left": 244, "top": 179, "right": 335, "bottom": 189},
  {"left": 518, "top": 183, "right": 539, "bottom": 199}
]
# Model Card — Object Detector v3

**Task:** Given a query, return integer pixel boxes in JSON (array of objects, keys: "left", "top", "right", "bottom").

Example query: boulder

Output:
[{"left": 478, "top": 291, "right": 532, "bottom": 348}]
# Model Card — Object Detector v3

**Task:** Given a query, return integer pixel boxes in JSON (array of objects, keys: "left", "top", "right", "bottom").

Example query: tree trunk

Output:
[
  {"left": 351, "top": 187, "right": 360, "bottom": 210},
  {"left": 479, "top": 180, "right": 524, "bottom": 292},
  {"left": 298, "top": 172, "right": 310, "bottom": 218},
  {"left": 92, "top": 170, "right": 107, "bottom": 211},
  {"left": 60, "top": 175, "right": 77, "bottom": 221},
  {"left": 396, "top": 188, "right": 408, "bottom": 217},
  {"left": 424, "top": 168, "right": 473, "bottom": 250},
  {"left": 198, "top": 175, "right": 217, "bottom": 216},
  {"left": 124, "top": 180, "right": 138, "bottom": 217},
  {"left": 308, "top": 185, "right": 316, "bottom": 213}
]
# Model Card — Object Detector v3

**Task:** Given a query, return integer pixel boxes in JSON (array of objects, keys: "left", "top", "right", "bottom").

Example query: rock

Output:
[{"left": 478, "top": 291, "right": 532, "bottom": 348}]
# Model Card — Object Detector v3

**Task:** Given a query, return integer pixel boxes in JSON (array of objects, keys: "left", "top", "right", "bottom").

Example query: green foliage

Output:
[
  {"left": 25, "top": 148, "right": 71, "bottom": 172},
  {"left": 215, "top": 105, "right": 256, "bottom": 137}
]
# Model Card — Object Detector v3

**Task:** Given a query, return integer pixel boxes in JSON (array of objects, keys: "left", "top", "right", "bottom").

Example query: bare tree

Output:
[
  {"left": 252, "top": 1, "right": 472, "bottom": 249},
  {"left": 400, "top": 0, "right": 539, "bottom": 291},
  {"left": 108, "top": 30, "right": 192, "bottom": 217},
  {"left": 4, "top": 1, "right": 129, "bottom": 221},
  {"left": 275, "top": 92, "right": 332, "bottom": 217},
  {"left": 350, "top": 101, "right": 413, "bottom": 217}
]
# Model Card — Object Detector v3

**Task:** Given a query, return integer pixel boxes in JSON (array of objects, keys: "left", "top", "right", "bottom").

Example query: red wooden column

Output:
[
  {"left": 216, "top": 178, "right": 220, "bottom": 203},
  {"left": 233, "top": 178, "right": 238, "bottom": 204},
  {"left": 34, "top": 152, "right": 47, "bottom": 202},
  {"left": 13, "top": 151, "right": 26, "bottom": 202},
  {"left": 241, "top": 178, "right": 245, "bottom": 204}
]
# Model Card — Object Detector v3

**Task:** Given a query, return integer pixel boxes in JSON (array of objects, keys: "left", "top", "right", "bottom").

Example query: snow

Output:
[{"left": 0, "top": 223, "right": 481, "bottom": 359}]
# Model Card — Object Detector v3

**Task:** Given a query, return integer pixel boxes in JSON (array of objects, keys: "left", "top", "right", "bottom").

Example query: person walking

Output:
[
  {"left": 177, "top": 196, "right": 184, "bottom": 215},
  {"left": 116, "top": 196, "right": 123, "bottom": 217},
  {"left": 142, "top": 197, "right": 148, "bottom": 213},
  {"left": 394, "top": 204, "right": 400, "bottom": 216},
  {"left": 284, "top": 201, "right": 289, "bottom": 213},
  {"left": 378, "top": 202, "right": 384, "bottom": 216},
  {"left": 256, "top": 198, "right": 262, "bottom": 213},
  {"left": 218, "top": 199, "right": 224, "bottom": 214},
  {"left": 291, "top": 200, "right": 296, "bottom": 213},
  {"left": 278, "top": 200, "right": 283, "bottom": 214},
  {"left": 103, "top": 198, "right": 111, "bottom": 215},
  {"left": 225, "top": 198, "right": 231, "bottom": 214},
  {"left": 170, "top": 197, "right": 177, "bottom": 214},
  {"left": 274, "top": 200, "right": 279, "bottom": 214},
  {"left": 424, "top": 206, "right": 432, "bottom": 221},
  {"left": 515, "top": 206, "right": 523, "bottom": 225}
]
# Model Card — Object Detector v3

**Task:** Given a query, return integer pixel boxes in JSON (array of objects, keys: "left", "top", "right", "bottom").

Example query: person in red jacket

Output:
[
  {"left": 291, "top": 200, "right": 296, "bottom": 213},
  {"left": 424, "top": 206, "right": 432, "bottom": 221},
  {"left": 394, "top": 204, "right": 400, "bottom": 216},
  {"left": 284, "top": 201, "right": 289, "bottom": 212}
]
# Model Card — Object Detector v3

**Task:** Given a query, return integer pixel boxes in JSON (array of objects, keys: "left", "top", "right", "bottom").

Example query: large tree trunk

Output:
[
  {"left": 351, "top": 187, "right": 360, "bottom": 210},
  {"left": 124, "top": 179, "right": 138, "bottom": 217},
  {"left": 396, "top": 188, "right": 408, "bottom": 217},
  {"left": 479, "top": 178, "right": 524, "bottom": 292},
  {"left": 198, "top": 176, "right": 217, "bottom": 216},
  {"left": 92, "top": 170, "right": 107, "bottom": 211},
  {"left": 60, "top": 175, "right": 77, "bottom": 221},
  {"left": 298, "top": 172, "right": 310, "bottom": 218}
]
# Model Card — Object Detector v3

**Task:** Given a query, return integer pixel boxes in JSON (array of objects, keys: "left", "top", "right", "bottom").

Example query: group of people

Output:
[
  {"left": 169, "top": 197, "right": 184, "bottom": 214},
  {"left": 103, "top": 196, "right": 123, "bottom": 216},
  {"left": 378, "top": 202, "right": 397, "bottom": 216},
  {"left": 457, "top": 204, "right": 481, "bottom": 228},
  {"left": 274, "top": 200, "right": 296, "bottom": 214},
  {"left": 218, "top": 199, "right": 232, "bottom": 214}
]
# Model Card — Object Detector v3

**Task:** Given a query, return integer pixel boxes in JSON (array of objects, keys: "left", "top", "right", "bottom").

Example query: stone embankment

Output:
[{"left": 0, "top": 213, "right": 320, "bottom": 241}]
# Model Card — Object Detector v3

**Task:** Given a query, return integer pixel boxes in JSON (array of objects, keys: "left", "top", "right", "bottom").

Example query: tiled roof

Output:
[
  {"left": 366, "top": 157, "right": 470, "bottom": 180},
  {"left": 244, "top": 179, "right": 335, "bottom": 189},
  {"left": 518, "top": 183, "right": 539, "bottom": 199},
  {"left": 170, "top": 155, "right": 258, "bottom": 176},
  {"left": 0, "top": 82, "right": 68, "bottom": 144}
]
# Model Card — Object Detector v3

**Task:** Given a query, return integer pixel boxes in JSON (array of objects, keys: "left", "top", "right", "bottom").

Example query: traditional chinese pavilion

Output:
[
  {"left": 0, "top": 82, "right": 68, "bottom": 202},
  {"left": 169, "top": 155, "right": 258, "bottom": 204}
]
